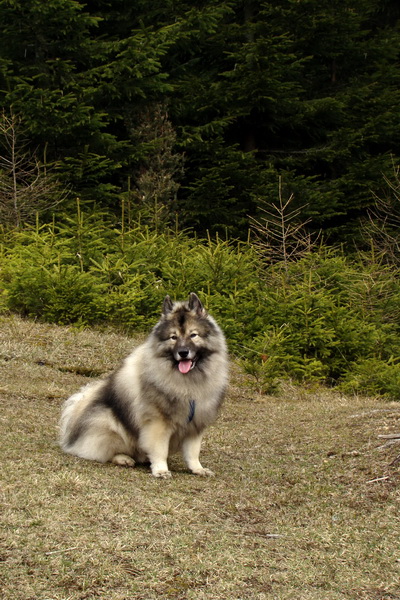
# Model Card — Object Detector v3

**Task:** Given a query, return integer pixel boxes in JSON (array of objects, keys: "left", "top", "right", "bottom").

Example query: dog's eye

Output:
[
  {"left": 170, "top": 334, "right": 178, "bottom": 341},
  {"left": 190, "top": 333, "right": 198, "bottom": 339}
]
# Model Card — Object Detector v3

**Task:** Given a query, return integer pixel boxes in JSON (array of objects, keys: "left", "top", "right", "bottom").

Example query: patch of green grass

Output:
[{"left": 1, "top": 315, "right": 399, "bottom": 599}]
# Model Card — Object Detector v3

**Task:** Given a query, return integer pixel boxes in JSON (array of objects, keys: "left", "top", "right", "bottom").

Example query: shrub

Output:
[
  {"left": 1, "top": 209, "right": 400, "bottom": 399},
  {"left": 339, "top": 358, "right": 400, "bottom": 399},
  {"left": 5, "top": 261, "right": 108, "bottom": 325},
  {"left": 241, "top": 251, "right": 400, "bottom": 395}
]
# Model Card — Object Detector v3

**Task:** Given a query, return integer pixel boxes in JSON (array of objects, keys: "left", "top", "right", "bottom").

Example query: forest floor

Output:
[{"left": 1, "top": 314, "right": 399, "bottom": 600}]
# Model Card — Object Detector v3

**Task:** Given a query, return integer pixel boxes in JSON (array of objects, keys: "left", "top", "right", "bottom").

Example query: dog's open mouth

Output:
[{"left": 178, "top": 359, "right": 196, "bottom": 374}]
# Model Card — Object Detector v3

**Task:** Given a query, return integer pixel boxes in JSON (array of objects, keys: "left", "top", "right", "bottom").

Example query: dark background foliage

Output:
[{"left": 0, "top": 0, "right": 399, "bottom": 239}]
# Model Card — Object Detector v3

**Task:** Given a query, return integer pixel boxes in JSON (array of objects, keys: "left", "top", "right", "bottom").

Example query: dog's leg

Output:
[
  {"left": 139, "top": 420, "right": 173, "bottom": 478},
  {"left": 182, "top": 433, "right": 215, "bottom": 477}
]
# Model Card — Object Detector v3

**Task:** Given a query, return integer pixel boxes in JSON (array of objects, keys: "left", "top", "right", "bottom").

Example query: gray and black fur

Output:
[{"left": 59, "top": 293, "right": 228, "bottom": 478}]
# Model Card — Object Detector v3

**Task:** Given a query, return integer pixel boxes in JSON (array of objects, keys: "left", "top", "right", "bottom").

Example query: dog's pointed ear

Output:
[
  {"left": 162, "top": 295, "right": 174, "bottom": 315},
  {"left": 188, "top": 292, "right": 206, "bottom": 316}
]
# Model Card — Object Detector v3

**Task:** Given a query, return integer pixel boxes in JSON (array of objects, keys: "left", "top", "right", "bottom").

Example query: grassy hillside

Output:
[{"left": 1, "top": 315, "right": 399, "bottom": 600}]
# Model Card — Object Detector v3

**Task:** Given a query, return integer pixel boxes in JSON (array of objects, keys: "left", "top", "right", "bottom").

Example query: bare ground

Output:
[{"left": 1, "top": 314, "right": 399, "bottom": 600}]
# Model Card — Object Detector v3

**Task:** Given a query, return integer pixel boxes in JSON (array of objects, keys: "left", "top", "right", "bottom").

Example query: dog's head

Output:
[{"left": 154, "top": 293, "right": 218, "bottom": 374}]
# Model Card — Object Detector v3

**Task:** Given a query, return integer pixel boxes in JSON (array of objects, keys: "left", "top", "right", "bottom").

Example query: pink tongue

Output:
[{"left": 178, "top": 360, "right": 192, "bottom": 374}]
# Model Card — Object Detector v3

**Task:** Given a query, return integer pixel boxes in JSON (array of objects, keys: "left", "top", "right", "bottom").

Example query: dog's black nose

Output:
[{"left": 178, "top": 349, "right": 189, "bottom": 359}]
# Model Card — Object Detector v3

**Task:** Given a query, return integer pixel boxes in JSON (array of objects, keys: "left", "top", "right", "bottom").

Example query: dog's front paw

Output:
[
  {"left": 152, "top": 469, "right": 172, "bottom": 479},
  {"left": 191, "top": 467, "right": 215, "bottom": 477},
  {"left": 112, "top": 454, "right": 135, "bottom": 467}
]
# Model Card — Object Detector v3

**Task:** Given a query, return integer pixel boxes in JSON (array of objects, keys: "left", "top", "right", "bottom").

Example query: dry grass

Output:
[{"left": 1, "top": 314, "right": 399, "bottom": 600}]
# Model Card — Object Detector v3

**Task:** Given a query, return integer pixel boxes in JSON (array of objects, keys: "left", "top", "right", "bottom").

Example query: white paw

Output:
[
  {"left": 152, "top": 469, "right": 172, "bottom": 479},
  {"left": 112, "top": 454, "right": 135, "bottom": 467},
  {"left": 191, "top": 467, "right": 215, "bottom": 477}
]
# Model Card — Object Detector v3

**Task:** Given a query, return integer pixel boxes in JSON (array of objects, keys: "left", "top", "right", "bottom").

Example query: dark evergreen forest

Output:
[{"left": 1, "top": 0, "right": 399, "bottom": 239}]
